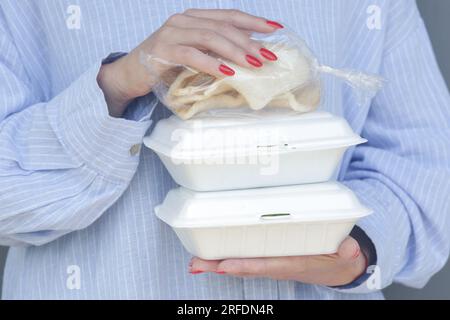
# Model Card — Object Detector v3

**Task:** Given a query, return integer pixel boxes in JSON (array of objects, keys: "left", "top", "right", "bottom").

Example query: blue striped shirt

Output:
[{"left": 1, "top": 0, "right": 449, "bottom": 299}]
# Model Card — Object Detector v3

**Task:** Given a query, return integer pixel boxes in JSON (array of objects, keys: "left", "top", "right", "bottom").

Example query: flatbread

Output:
[
  {"left": 165, "top": 43, "right": 321, "bottom": 119},
  {"left": 175, "top": 90, "right": 246, "bottom": 120}
]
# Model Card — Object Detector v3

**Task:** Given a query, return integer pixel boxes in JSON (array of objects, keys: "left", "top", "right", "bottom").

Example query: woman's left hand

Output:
[{"left": 189, "top": 236, "right": 367, "bottom": 287}]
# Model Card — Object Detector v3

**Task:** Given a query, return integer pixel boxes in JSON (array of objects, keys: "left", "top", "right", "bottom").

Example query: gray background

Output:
[{"left": 0, "top": 0, "right": 449, "bottom": 299}]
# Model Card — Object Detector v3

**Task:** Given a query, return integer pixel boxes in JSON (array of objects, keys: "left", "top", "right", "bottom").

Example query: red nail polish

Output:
[
  {"left": 246, "top": 55, "right": 263, "bottom": 67},
  {"left": 260, "top": 48, "right": 278, "bottom": 61},
  {"left": 190, "top": 270, "right": 204, "bottom": 275},
  {"left": 219, "top": 64, "right": 235, "bottom": 76},
  {"left": 215, "top": 271, "right": 226, "bottom": 275},
  {"left": 266, "top": 20, "right": 284, "bottom": 29}
]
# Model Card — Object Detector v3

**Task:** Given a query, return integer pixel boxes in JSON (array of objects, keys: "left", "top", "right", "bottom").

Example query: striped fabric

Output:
[{"left": 1, "top": 0, "right": 449, "bottom": 299}]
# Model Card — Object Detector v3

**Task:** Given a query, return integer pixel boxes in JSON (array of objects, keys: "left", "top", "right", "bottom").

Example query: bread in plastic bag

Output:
[{"left": 140, "top": 26, "right": 384, "bottom": 120}]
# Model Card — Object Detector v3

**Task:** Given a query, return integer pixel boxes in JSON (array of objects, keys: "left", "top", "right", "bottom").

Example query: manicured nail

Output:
[
  {"left": 266, "top": 20, "right": 284, "bottom": 29},
  {"left": 190, "top": 270, "right": 204, "bottom": 275},
  {"left": 219, "top": 64, "right": 235, "bottom": 76},
  {"left": 260, "top": 48, "right": 278, "bottom": 61},
  {"left": 246, "top": 55, "right": 263, "bottom": 67},
  {"left": 215, "top": 271, "right": 226, "bottom": 275}
]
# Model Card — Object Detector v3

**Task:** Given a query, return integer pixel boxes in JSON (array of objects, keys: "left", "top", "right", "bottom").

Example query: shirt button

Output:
[{"left": 129, "top": 144, "right": 141, "bottom": 156}]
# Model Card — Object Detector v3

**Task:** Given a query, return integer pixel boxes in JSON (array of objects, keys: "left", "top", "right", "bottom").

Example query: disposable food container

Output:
[
  {"left": 154, "top": 182, "right": 372, "bottom": 259},
  {"left": 144, "top": 110, "right": 366, "bottom": 191}
]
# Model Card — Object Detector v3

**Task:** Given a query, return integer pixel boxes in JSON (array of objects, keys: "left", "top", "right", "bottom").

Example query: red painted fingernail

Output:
[
  {"left": 215, "top": 271, "right": 226, "bottom": 275},
  {"left": 260, "top": 48, "right": 278, "bottom": 61},
  {"left": 266, "top": 20, "right": 284, "bottom": 29},
  {"left": 219, "top": 64, "right": 235, "bottom": 76},
  {"left": 190, "top": 270, "right": 204, "bottom": 275},
  {"left": 246, "top": 55, "right": 263, "bottom": 67}
]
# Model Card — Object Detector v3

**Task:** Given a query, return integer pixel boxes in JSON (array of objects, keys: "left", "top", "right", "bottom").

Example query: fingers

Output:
[
  {"left": 164, "top": 44, "right": 232, "bottom": 78},
  {"left": 189, "top": 257, "right": 221, "bottom": 273},
  {"left": 190, "top": 256, "right": 306, "bottom": 280},
  {"left": 165, "top": 14, "right": 272, "bottom": 62},
  {"left": 218, "top": 257, "right": 301, "bottom": 279},
  {"left": 188, "top": 237, "right": 366, "bottom": 287},
  {"left": 145, "top": 10, "right": 283, "bottom": 79},
  {"left": 189, "top": 237, "right": 361, "bottom": 273},
  {"left": 163, "top": 27, "right": 262, "bottom": 69},
  {"left": 183, "top": 9, "right": 283, "bottom": 33}
]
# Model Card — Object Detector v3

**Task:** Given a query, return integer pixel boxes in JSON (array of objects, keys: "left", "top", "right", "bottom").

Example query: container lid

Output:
[
  {"left": 143, "top": 110, "right": 366, "bottom": 160},
  {"left": 155, "top": 182, "right": 372, "bottom": 228}
]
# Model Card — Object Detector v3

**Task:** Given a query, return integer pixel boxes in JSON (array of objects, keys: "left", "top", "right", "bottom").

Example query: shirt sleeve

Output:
[
  {"left": 334, "top": 2, "right": 450, "bottom": 293},
  {"left": 0, "top": 10, "right": 156, "bottom": 246}
]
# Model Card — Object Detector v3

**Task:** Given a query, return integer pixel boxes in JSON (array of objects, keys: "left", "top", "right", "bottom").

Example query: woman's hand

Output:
[
  {"left": 189, "top": 236, "right": 368, "bottom": 287},
  {"left": 97, "top": 9, "right": 283, "bottom": 117}
]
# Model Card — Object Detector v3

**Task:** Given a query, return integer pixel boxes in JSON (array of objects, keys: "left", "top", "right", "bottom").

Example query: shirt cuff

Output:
[
  {"left": 46, "top": 60, "right": 153, "bottom": 182},
  {"left": 123, "top": 92, "right": 158, "bottom": 122}
]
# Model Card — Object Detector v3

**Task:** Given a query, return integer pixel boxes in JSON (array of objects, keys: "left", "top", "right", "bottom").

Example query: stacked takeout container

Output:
[{"left": 144, "top": 109, "right": 372, "bottom": 260}]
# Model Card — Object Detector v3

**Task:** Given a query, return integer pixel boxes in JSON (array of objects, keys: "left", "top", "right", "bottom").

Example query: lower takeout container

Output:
[
  {"left": 144, "top": 110, "right": 366, "bottom": 191},
  {"left": 155, "top": 182, "right": 372, "bottom": 259}
]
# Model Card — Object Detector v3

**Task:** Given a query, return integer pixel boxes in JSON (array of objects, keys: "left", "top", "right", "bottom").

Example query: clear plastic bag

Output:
[{"left": 140, "top": 26, "right": 385, "bottom": 120}]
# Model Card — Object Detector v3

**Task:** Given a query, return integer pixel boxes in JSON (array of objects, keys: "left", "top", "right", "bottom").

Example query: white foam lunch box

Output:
[
  {"left": 154, "top": 182, "right": 372, "bottom": 259},
  {"left": 144, "top": 110, "right": 366, "bottom": 191}
]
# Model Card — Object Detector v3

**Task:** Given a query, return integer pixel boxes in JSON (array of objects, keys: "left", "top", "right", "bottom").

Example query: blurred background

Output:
[{"left": 0, "top": 0, "right": 449, "bottom": 299}]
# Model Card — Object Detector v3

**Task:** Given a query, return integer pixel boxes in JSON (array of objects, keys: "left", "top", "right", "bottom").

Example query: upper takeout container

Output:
[
  {"left": 155, "top": 182, "right": 372, "bottom": 259},
  {"left": 144, "top": 110, "right": 366, "bottom": 191}
]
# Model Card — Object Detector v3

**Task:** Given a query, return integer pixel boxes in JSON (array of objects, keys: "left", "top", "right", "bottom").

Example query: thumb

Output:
[{"left": 337, "top": 236, "right": 361, "bottom": 260}]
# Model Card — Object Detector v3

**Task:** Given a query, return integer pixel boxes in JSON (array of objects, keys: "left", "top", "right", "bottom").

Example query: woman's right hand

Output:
[{"left": 97, "top": 9, "right": 283, "bottom": 117}]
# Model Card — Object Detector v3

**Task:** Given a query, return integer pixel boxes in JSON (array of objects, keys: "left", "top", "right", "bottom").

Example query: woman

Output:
[{"left": 0, "top": 0, "right": 449, "bottom": 299}]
